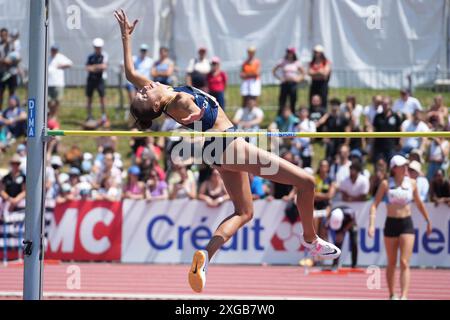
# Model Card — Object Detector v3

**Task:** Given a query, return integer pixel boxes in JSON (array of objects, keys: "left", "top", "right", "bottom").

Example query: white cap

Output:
[
  {"left": 50, "top": 155, "right": 63, "bottom": 167},
  {"left": 329, "top": 208, "right": 344, "bottom": 231},
  {"left": 92, "top": 38, "right": 104, "bottom": 48},
  {"left": 83, "top": 152, "right": 93, "bottom": 161},
  {"left": 314, "top": 44, "right": 324, "bottom": 53},
  {"left": 58, "top": 172, "right": 70, "bottom": 184},
  {"left": 408, "top": 160, "right": 422, "bottom": 174},
  {"left": 390, "top": 155, "right": 408, "bottom": 169}
]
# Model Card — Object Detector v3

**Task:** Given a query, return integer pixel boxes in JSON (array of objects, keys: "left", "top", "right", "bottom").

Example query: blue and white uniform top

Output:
[
  {"left": 384, "top": 176, "right": 414, "bottom": 206},
  {"left": 166, "top": 86, "right": 219, "bottom": 132}
]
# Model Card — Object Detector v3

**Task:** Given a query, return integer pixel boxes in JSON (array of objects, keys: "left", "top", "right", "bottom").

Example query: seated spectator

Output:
[
  {"left": 133, "top": 136, "right": 162, "bottom": 164},
  {"left": 320, "top": 98, "right": 350, "bottom": 161},
  {"left": 364, "top": 95, "right": 383, "bottom": 131},
  {"left": 372, "top": 96, "right": 402, "bottom": 164},
  {"left": 207, "top": 56, "right": 227, "bottom": 109},
  {"left": 329, "top": 144, "right": 352, "bottom": 187},
  {"left": 349, "top": 149, "right": 370, "bottom": 178},
  {"left": 0, "top": 154, "right": 26, "bottom": 212},
  {"left": 427, "top": 95, "right": 448, "bottom": 128},
  {"left": 56, "top": 183, "right": 72, "bottom": 204},
  {"left": 408, "top": 160, "right": 429, "bottom": 202},
  {"left": 198, "top": 169, "right": 229, "bottom": 207},
  {"left": 0, "top": 95, "right": 26, "bottom": 139},
  {"left": 393, "top": 88, "right": 422, "bottom": 120},
  {"left": 271, "top": 150, "right": 294, "bottom": 198},
  {"left": 369, "top": 158, "right": 388, "bottom": 197},
  {"left": 93, "top": 176, "right": 121, "bottom": 201},
  {"left": 64, "top": 145, "right": 83, "bottom": 168},
  {"left": 340, "top": 96, "right": 363, "bottom": 130},
  {"left": 186, "top": 47, "right": 210, "bottom": 91},
  {"left": 291, "top": 107, "right": 316, "bottom": 168},
  {"left": 338, "top": 161, "right": 370, "bottom": 202},
  {"left": 233, "top": 96, "right": 264, "bottom": 144},
  {"left": 309, "top": 95, "right": 326, "bottom": 128},
  {"left": 94, "top": 150, "right": 122, "bottom": 190},
  {"left": 139, "top": 151, "right": 166, "bottom": 182},
  {"left": 269, "top": 106, "right": 298, "bottom": 150},
  {"left": 168, "top": 163, "right": 197, "bottom": 200},
  {"left": 430, "top": 169, "right": 450, "bottom": 207},
  {"left": 314, "top": 159, "right": 336, "bottom": 239},
  {"left": 145, "top": 169, "right": 168, "bottom": 201},
  {"left": 426, "top": 135, "right": 449, "bottom": 182},
  {"left": 123, "top": 166, "right": 145, "bottom": 200},
  {"left": 67, "top": 167, "right": 82, "bottom": 200},
  {"left": 249, "top": 173, "right": 270, "bottom": 200},
  {"left": 400, "top": 110, "right": 429, "bottom": 155}
]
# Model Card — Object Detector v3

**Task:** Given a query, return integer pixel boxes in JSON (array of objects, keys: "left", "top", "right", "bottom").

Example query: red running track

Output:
[{"left": 0, "top": 262, "right": 449, "bottom": 300}]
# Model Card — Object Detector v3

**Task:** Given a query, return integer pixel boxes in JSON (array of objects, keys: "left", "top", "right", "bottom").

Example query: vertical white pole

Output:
[{"left": 23, "top": 0, "right": 49, "bottom": 300}]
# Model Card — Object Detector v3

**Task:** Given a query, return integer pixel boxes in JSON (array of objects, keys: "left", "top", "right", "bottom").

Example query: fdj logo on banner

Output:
[{"left": 27, "top": 99, "right": 36, "bottom": 137}]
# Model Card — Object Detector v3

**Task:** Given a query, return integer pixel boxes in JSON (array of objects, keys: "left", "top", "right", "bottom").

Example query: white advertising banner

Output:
[{"left": 121, "top": 199, "right": 450, "bottom": 267}]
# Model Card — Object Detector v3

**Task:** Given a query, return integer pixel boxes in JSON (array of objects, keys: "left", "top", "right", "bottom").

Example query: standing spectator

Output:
[
  {"left": 240, "top": 46, "right": 261, "bottom": 107},
  {"left": 327, "top": 206, "right": 358, "bottom": 270},
  {"left": 0, "top": 154, "right": 26, "bottom": 212},
  {"left": 207, "top": 57, "right": 227, "bottom": 109},
  {"left": 426, "top": 135, "right": 449, "bottom": 182},
  {"left": 393, "top": 88, "right": 422, "bottom": 120},
  {"left": 400, "top": 110, "right": 429, "bottom": 155},
  {"left": 321, "top": 98, "right": 351, "bottom": 162},
  {"left": 429, "top": 169, "right": 450, "bottom": 207},
  {"left": 408, "top": 161, "right": 429, "bottom": 202},
  {"left": 308, "top": 45, "right": 331, "bottom": 108},
  {"left": 125, "top": 44, "right": 153, "bottom": 107},
  {"left": 309, "top": 94, "right": 326, "bottom": 128},
  {"left": 372, "top": 97, "right": 402, "bottom": 163},
  {"left": 186, "top": 47, "right": 210, "bottom": 91},
  {"left": 314, "top": 160, "right": 336, "bottom": 239},
  {"left": 427, "top": 95, "right": 448, "bottom": 128},
  {"left": 291, "top": 107, "right": 316, "bottom": 168},
  {"left": 0, "top": 95, "right": 26, "bottom": 139},
  {"left": 145, "top": 169, "right": 168, "bottom": 201},
  {"left": 123, "top": 166, "right": 145, "bottom": 200},
  {"left": 329, "top": 144, "right": 352, "bottom": 187},
  {"left": 364, "top": 95, "right": 383, "bottom": 131},
  {"left": 85, "top": 38, "right": 108, "bottom": 123},
  {"left": 151, "top": 47, "right": 175, "bottom": 86},
  {"left": 369, "top": 158, "right": 389, "bottom": 197},
  {"left": 272, "top": 47, "right": 305, "bottom": 114},
  {"left": 338, "top": 161, "right": 370, "bottom": 202},
  {"left": 198, "top": 169, "right": 229, "bottom": 207},
  {"left": 0, "top": 28, "right": 20, "bottom": 110},
  {"left": 232, "top": 96, "right": 264, "bottom": 144},
  {"left": 167, "top": 163, "right": 197, "bottom": 200},
  {"left": 48, "top": 44, "right": 73, "bottom": 118}
]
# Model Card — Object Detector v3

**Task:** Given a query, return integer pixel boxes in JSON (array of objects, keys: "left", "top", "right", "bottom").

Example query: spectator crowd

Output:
[{"left": 0, "top": 32, "right": 449, "bottom": 241}]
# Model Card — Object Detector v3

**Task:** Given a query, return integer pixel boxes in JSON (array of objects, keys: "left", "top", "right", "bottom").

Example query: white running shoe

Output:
[
  {"left": 188, "top": 250, "right": 209, "bottom": 293},
  {"left": 302, "top": 236, "right": 341, "bottom": 260}
]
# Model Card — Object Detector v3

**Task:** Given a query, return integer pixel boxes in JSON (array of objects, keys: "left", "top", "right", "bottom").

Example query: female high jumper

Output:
[{"left": 114, "top": 9, "right": 341, "bottom": 293}]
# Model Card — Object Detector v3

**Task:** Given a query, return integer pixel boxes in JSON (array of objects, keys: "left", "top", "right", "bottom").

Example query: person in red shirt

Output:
[
  {"left": 207, "top": 56, "right": 227, "bottom": 110},
  {"left": 308, "top": 45, "right": 331, "bottom": 108}
]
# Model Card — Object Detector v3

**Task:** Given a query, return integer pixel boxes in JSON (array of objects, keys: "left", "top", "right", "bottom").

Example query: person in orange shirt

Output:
[{"left": 240, "top": 46, "right": 261, "bottom": 107}]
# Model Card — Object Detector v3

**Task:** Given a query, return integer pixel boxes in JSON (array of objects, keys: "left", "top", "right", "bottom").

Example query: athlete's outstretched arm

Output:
[{"left": 114, "top": 9, "right": 152, "bottom": 89}]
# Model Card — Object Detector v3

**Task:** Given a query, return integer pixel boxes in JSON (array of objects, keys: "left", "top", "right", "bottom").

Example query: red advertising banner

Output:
[{"left": 46, "top": 201, "right": 122, "bottom": 261}]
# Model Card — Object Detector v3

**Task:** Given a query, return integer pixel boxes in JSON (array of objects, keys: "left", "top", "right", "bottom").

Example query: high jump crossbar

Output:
[{"left": 47, "top": 130, "right": 450, "bottom": 139}]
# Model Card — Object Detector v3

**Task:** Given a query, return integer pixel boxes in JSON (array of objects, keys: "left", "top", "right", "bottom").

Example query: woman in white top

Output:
[
  {"left": 426, "top": 135, "right": 449, "bottom": 181},
  {"left": 273, "top": 48, "right": 305, "bottom": 115},
  {"left": 369, "top": 155, "right": 432, "bottom": 300}
]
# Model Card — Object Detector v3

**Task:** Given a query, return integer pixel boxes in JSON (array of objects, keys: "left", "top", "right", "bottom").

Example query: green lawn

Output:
[{"left": 2, "top": 85, "right": 449, "bottom": 170}]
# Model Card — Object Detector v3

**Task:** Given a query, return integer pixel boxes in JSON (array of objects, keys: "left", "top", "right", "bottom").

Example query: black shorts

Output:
[
  {"left": 0, "top": 74, "right": 18, "bottom": 93},
  {"left": 203, "top": 127, "right": 237, "bottom": 166},
  {"left": 384, "top": 216, "right": 415, "bottom": 237},
  {"left": 86, "top": 77, "right": 105, "bottom": 98}
]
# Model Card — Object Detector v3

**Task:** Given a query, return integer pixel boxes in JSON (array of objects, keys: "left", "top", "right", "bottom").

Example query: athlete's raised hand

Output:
[
  {"left": 114, "top": 9, "right": 138, "bottom": 38},
  {"left": 179, "top": 107, "right": 206, "bottom": 126}
]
